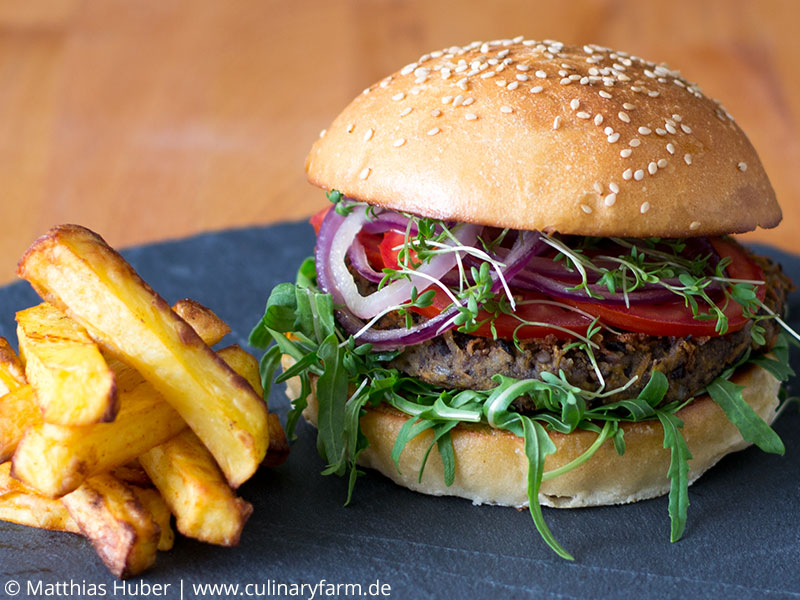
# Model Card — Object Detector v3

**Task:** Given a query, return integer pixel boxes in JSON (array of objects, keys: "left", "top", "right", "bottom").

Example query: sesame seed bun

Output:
[
  {"left": 306, "top": 39, "right": 781, "bottom": 237},
  {"left": 286, "top": 358, "right": 780, "bottom": 508}
]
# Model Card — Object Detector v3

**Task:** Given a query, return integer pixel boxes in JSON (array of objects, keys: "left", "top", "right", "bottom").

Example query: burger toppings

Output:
[{"left": 251, "top": 193, "right": 797, "bottom": 561}]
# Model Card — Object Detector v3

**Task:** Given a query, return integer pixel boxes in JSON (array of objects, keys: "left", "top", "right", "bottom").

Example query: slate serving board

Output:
[{"left": 0, "top": 223, "right": 798, "bottom": 600}]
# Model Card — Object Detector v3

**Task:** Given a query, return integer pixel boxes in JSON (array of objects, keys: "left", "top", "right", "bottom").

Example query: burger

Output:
[{"left": 250, "top": 38, "right": 796, "bottom": 560}]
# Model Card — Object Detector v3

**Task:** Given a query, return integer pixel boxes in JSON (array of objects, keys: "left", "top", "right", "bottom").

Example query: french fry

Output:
[
  {"left": 61, "top": 473, "right": 160, "bottom": 579},
  {"left": 17, "top": 303, "right": 118, "bottom": 425},
  {"left": 217, "top": 345, "right": 289, "bottom": 467},
  {"left": 0, "top": 385, "right": 40, "bottom": 463},
  {"left": 0, "top": 462, "right": 79, "bottom": 532},
  {"left": 172, "top": 299, "right": 230, "bottom": 346},
  {"left": 18, "top": 225, "right": 269, "bottom": 487},
  {"left": 131, "top": 486, "right": 174, "bottom": 551},
  {"left": 139, "top": 430, "right": 253, "bottom": 546},
  {"left": 0, "top": 337, "right": 26, "bottom": 395},
  {"left": 11, "top": 359, "right": 188, "bottom": 497},
  {"left": 11, "top": 315, "right": 242, "bottom": 497}
]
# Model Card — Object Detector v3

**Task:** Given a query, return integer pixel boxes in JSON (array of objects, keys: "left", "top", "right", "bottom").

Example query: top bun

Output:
[{"left": 306, "top": 38, "right": 781, "bottom": 237}]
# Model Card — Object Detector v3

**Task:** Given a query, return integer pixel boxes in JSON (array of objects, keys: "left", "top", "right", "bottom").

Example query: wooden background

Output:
[{"left": 1, "top": 0, "right": 798, "bottom": 284}]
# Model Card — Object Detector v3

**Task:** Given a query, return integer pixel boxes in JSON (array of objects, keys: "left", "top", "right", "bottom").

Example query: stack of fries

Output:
[{"left": 0, "top": 225, "right": 288, "bottom": 578}]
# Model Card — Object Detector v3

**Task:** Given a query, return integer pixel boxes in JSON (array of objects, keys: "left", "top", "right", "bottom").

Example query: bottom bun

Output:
[{"left": 284, "top": 359, "right": 780, "bottom": 508}]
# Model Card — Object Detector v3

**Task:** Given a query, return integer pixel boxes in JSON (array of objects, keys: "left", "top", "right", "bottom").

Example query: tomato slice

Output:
[
  {"left": 309, "top": 206, "right": 331, "bottom": 235},
  {"left": 378, "top": 230, "right": 418, "bottom": 271},
  {"left": 559, "top": 238, "right": 764, "bottom": 337}
]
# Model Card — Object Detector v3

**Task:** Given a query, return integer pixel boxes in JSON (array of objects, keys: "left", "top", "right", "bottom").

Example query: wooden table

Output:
[{"left": 1, "top": 0, "right": 798, "bottom": 284}]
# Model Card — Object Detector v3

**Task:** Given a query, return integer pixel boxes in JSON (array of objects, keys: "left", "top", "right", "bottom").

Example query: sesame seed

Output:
[
  {"left": 620, "top": 148, "right": 632, "bottom": 158},
  {"left": 607, "top": 132, "right": 620, "bottom": 143},
  {"left": 531, "top": 85, "right": 544, "bottom": 94},
  {"left": 553, "top": 116, "right": 562, "bottom": 130},
  {"left": 684, "top": 153, "right": 692, "bottom": 165},
  {"left": 359, "top": 167, "right": 371, "bottom": 180},
  {"left": 427, "top": 127, "right": 440, "bottom": 136},
  {"left": 623, "top": 102, "right": 635, "bottom": 110},
  {"left": 400, "top": 107, "right": 413, "bottom": 117},
  {"left": 681, "top": 124, "right": 692, "bottom": 134},
  {"left": 453, "top": 94, "right": 464, "bottom": 107},
  {"left": 599, "top": 90, "right": 612, "bottom": 99},
  {"left": 689, "top": 221, "right": 701, "bottom": 230},
  {"left": 609, "top": 182, "right": 620, "bottom": 193},
  {"left": 465, "top": 112, "right": 478, "bottom": 121},
  {"left": 618, "top": 111, "right": 631, "bottom": 123},
  {"left": 630, "top": 138, "right": 642, "bottom": 148},
  {"left": 666, "top": 143, "right": 676, "bottom": 155},
  {"left": 648, "top": 91, "right": 660, "bottom": 97},
  {"left": 623, "top": 168, "right": 633, "bottom": 180},
  {"left": 638, "top": 126, "right": 652, "bottom": 135},
  {"left": 346, "top": 123, "right": 355, "bottom": 133},
  {"left": 672, "top": 114, "right": 682, "bottom": 122},
  {"left": 463, "top": 97, "right": 474, "bottom": 106},
  {"left": 570, "top": 99, "right": 580, "bottom": 110},
  {"left": 604, "top": 126, "right": 614, "bottom": 135},
  {"left": 665, "top": 123, "right": 677, "bottom": 134},
  {"left": 516, "top": 74, "right": 529, "bottom": 82},
  {"left": 657, "top": 159, "right": 668, "bottom": 168},
  {"left": 640, "top": 201, "right": 650, "bottom": 214},
  {"left": 648, "top": 161, "right": 657, "bottom": 175},
  {"left": 431, "top": 109, "right": 442, "bottom": 117},
  {"left": 593, "top": 182, "right": 603, "bottom": 194},
  {"left": 738, "top": 161, "right": 748, "bottom": 172},
  {"left": 507, "top": 81, "right": 520, "bottom": 90},
  {"left": 594, "top": 114, "right": 604, "bottom": 126},
  {"left": 495, "top": 80, "right": 507, "bottom": 88},
  {"left": 560, "top": 77, "right": 571, "bottom": 85},
  {"left": 393, "top": 138, "right": 406, "bottom": 147},
  {"left": 500, "top": 105, "right": 513, "bottom": 114},
  {"left": 480, "top": 71, "right": 495, "bottom": 79},
  {"left": 576, "top": 111, "right": 591, "bottom": 119},
  {"left": 634, "top": 169, "right": 645, "bottom": 181},
  {"left": 442, "top": 96, "right": 453, "bottom": 104},
  {"left": 655, "top": 128, "right": 666, "bottom": 136},
  {"left": 319, "top": 129, "right": 326, "bottom": 138},
  {"left": 580, "top": 204, "right": 593, "bottom": 214},
  {"left": 517, "top": 64, "right": 530, "bottom": 71},
  {"left": 363, "top": 128, "right": 374, "bottom": 142},
  {"left": 392, "top": 92, "right": 405, "bottom": 101},
  {"left": 535, "top": 70, "right": 547, "bottom": 78},
  {"left": 604, "top": 193, "right": 617, "bottom": 207}
]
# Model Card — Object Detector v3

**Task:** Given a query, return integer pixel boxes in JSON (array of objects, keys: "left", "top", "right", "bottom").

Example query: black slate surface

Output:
[{"left": 0, "top": 223, "right": 798, "bottom": 600}]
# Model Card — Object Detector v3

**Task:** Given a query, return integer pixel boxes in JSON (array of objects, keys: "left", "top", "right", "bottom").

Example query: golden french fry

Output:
[
  {"left": 172, "top": 299, "right": 230, "bottom": 346},
  {"left": 0, "top": 492, "right": 81, "bottom": 533},
  {"left": 18, "top": 224, "right": 269, "bottom": 487},
  {"left": 0, "top": 337, "right": 26, "bottom": 395},
  {"left": 263, "top": 413, "right": 290, "bottom": 468},
  {"left": 131, "top": 486, "right": 174, "bottom": 552},
  {"left": 0, "top": 462, "right": 78, "bottom": 532},
  {"left": 17, "top": 303, "right": 117, "bottom": 425},
  {"left": 61, "top": 473, "right": 160, "bottom": 579},
  {"left": 0, "top": 385, "right": 40, "bottom": 463},
  {"left": 11, "top": 359, "right": 187, "bottom": 498},
  {"left": 139, "top": 429, "right": 253, "bottom": 546}
]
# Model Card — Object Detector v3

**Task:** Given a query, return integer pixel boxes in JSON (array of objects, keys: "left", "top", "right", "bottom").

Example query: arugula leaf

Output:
[
  {"left": 706, "top": 378, "right": 785, "bottom": 455},
  {"left": 258, "top": 345, "right": 281, "bottom": 403},
  {"left": 316, "top": 334, "right": 349, "bottom": 475},
  {"left": 639, "top": 370, "right": 669, "bottom": 408},
  {"left": 655, "top": 409, "right": 692, "bottom": 542},
  {"left": 521, "top": 416, "right": 574, "bottom": 561}
]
